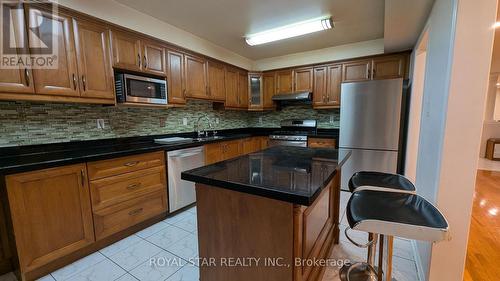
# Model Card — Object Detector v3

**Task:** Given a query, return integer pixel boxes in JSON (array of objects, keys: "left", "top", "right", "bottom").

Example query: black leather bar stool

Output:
[
  {"left": 348, "top": 171, "right": 416, "bottom": 194},
  {"left": 343, "top": 171, "right": 417, "bottom": 280},
  {"left": 340, "top": 190, "right": 449, "bottom": 281}
]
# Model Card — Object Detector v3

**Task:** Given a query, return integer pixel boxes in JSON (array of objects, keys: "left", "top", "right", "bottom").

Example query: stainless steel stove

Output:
[{"left": 269, "top": 119, "right": 317, "bottom": 147}]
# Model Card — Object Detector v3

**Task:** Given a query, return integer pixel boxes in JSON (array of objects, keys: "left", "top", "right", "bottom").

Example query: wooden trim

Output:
[{"left": 0, "top": 92, "right": 115, "bottom": 105}]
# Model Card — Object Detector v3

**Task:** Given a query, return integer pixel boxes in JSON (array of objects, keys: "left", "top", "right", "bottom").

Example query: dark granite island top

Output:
[
  {"left": 183, "top": 146, "right": 350, "bottom": 281},
  {"left": 181, "top": 146, "right": 351, "bottom": 206}
]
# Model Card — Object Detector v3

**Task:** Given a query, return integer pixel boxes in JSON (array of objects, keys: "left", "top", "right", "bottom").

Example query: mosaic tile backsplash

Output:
[{"left": 0, "top": 100, "right": 339, "bottom": 147}]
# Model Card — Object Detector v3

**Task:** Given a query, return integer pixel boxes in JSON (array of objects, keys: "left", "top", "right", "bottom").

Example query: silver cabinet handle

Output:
[
  {"left": 128, "top": 208, "right": 143, "bottom": 216},
  {"left": 127, "top": 183, "right": 142, "bottom": 190},
  {"left": 72, "top": 74, "right": 77, "bottom": 90},
  {"left": 82, "top": 75, "right": 86, "bottom": 91},
  {"left": 124, "top": 161, "right": 139, "bottom": 167},
  {"left": 24, "top": 68, "right": 30, "bottom": 86}
]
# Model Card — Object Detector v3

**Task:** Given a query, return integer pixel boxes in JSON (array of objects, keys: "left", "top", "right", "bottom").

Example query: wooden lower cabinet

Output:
[
  {"left": 93, "top": 190, "right": 167, "bottom": 240},
  {"left": 241, "top": 137, "right": 261, "bottom": 154},
  {"left": 4, "top": 152, "right": 168, "bottom": 280},
  {"left": 308, "top": 138, "right": 336, "bottom": 148},
  {"left": 5, "top": 164, "right": 95, "bottom": 278}
]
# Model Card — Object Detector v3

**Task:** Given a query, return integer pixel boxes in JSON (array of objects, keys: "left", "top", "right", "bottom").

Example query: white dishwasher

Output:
[{"left": 167, "top": 146, "right": 205, "bottom": 212}]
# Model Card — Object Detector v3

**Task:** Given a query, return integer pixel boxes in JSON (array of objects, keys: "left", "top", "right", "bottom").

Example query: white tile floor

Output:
[{"left": 0, "top": 192, "right": 420, "bottom": 281}]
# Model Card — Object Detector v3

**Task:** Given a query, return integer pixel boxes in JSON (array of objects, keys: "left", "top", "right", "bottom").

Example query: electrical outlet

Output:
[
  {"left": 329, "top": 115, "right": 335, "bottom": 124},
  {"left": 97, "top": 119, "right": 105, "bottom": 129},
  {"left": 215, "top": 118, "right": 220, "bottom": 124},
  {"left": 259, "top": 116, "right": 263, "bottom": 124},
  {"left": 182, "top": 117, "right": 188, "bottom": 126},
  {"left": 159, "top": 117, "right": 166, "bottom": 127}
]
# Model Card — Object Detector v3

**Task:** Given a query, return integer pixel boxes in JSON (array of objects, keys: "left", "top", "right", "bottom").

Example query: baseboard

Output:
[{"left": 411, "top": 240, "right": 426, "bottom": 281}]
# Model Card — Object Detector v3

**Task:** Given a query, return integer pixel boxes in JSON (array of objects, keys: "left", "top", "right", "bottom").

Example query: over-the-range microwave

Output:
[{"left": 115, "top": 72, "right": 168, "bottom": 105}]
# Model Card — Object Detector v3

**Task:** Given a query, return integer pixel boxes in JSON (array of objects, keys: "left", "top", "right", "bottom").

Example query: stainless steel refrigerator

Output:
[{"left": 339, "top": 78, "right": 408, "bottom": 191}]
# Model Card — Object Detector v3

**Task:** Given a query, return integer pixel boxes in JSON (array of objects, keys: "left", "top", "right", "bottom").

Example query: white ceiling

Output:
[
  {"left": 114, "top": 0, "right": 433, "bottom": 60},
  {"left": 384, "top": 0, "right": 435, "bottom": 52}
]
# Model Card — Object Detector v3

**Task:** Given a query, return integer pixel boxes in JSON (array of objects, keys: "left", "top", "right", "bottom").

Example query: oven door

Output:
[
  {"left": 268, "top": 139, "right": 307, "bottom": 147},
  {"left": 124, "top": 74, "right": 167, "bottom": 105}
]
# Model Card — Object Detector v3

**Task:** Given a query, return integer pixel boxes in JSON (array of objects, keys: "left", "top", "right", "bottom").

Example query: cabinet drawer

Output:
[
  {"left": 87, "top": 152, "right": 164, "bottom": 180},
  {"left": 90, "top": 165, "right": 166, "bottom": 211},
  {"left": 308, "top": 138, "right": 336, "bottom": 148},
  {"left": 93, "top": 190, "right": 167, "bottom": 240}
]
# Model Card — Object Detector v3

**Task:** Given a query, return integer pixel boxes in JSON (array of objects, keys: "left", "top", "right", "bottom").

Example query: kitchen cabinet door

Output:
[
  {"left": 326, "top": 64, "right": 342, "bottom": 106},
  {"left": 73, "top": 19, "right": 114, "bottom": 100},
  {"left": 0, "top": 5, "right": 34, "bottom": 95},
  {"left": 224, "top": 67, "right": 239, "bottom": 108},
  {"left": 294, "top": 67, "right": 313, "bottom": 92},
  {"left": 342, "top": 60, "right": 371, "bottom": 83},
  {"left": 263, "top": 72, "right": 276, "bottom": 109},
  {"left": 184, "top": 54, "right": 207, "bottom": 99},
  {"left": 372, "top": 55, "right": 404, "bottom": 80},
  {"left": 142, "top": 41, "right": 166, "bottom": 76},
  {"left": 275, "top": 70, "right": 293, "bottom": 94},
  {"left": 205, "top": 143, "right": 224, "bottom": 165},
  {"left": 223, "top": 140, "right": 242, "bottom": 160},
  {"left": 248, "top": 73, "right": 263, "bottom": 110},
  {"left": 167, "top": 50, "right": 185, "bottom": 104},
  {"left": 241, "top": 137, "right": 261, "bottom": 154},
  {"left": 207, "top": 61, "right": 226, "bottom": 101},
  {"left": 111, "top": 31, "right": 142, "bottom": 72},
  {"left": 276, "top": 69, "right": 293, "bottom": 94},
  {"left": 313, "top": 67, "right": 327, "bottom": 107},
  {"left": 27, "top": 7, "right": 80, "bottom": 96},
  {"left": 238, "top": 71, "right": 249, "bottom": 108},
  {"left": 6, "top": 164, "right": 94, "bottom": 273}
]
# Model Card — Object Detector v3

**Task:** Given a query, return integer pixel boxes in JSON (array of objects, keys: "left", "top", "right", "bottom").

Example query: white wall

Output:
[
  {"left": 411, "top": 0, "right": 497, "bottom": 280},
  {"left": 253, "top": 39, "right": 384, "bottom": 71},
  {"left": 55, "top": 0, "right": 254, "bottom": 70}
]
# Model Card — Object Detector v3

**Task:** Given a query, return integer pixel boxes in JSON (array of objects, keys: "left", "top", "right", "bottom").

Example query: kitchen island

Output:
[{"left": 181, "top": 146, "right": 351, "bottom": 281}]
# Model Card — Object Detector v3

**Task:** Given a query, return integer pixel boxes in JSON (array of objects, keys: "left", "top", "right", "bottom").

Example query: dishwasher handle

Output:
[{"left": 170, "top": 152, "right": 202, "bottom": 158}]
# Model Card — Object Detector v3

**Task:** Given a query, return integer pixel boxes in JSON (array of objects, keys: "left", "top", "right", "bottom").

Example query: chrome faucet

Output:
[{"left": 194, "top": 116, "right": 213, "bottom": 138}]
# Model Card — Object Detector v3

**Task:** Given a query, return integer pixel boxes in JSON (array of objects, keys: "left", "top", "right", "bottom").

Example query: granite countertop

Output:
[
  {"left": 0, "top": 128, "right": 339, "bottom": 175},
  {"left": 181, "top": 146, "right": 351, "bottom": 206}
]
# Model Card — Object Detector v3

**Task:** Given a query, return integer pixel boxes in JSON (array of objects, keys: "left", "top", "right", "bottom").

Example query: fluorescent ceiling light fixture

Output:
[{"left": 245, "top": 16, "right": 333, "bottom": 46}]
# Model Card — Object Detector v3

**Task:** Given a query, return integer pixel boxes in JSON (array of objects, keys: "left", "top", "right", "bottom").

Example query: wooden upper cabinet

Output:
[
  {"left": 0, "top": 4, "right": 34, "bottom": 95},
  {"left": 238, "top": 71, "right": 249, "bottom": 108},
  {"left": 225, "top": 67, "right": 239, "bottom": 108},
  {"left": 275, "top": 70, "right": 293, "bottom": 94},
  {"left": 207, "top": 61, "right": 225, "bottom": 101},
  {"left": 312, "top": 67, "right": 327, "bottom": 106},
  {"left": 184, "top": 54, "right": 207, "bottom": 99},
  {"left": 342, "top": 60, "right": 371, "bottom": 83},
  {"left": 294, "top": 67, "right": 313, "bottom": 92},
  {"left": 372, "top": 55, "right": 405, "bottom": 80},
  {"left": 6, "top": 164, "right": 94, "bottom": 273},
  {"left": 167, "top": 50, "right": 185, "bottom": 104},
  {"left": 111, "top": 31, "right": 142, "bottom": 72},
  {"left": 73, "top": 19, "right": 114, "bottom": 100},
  {"left": 248, "top": 73, "right": 263, "bottom": 110},
  {"left": 326, "top": 64, "right": 342, "bottom": 106},
  {"left": 262, "top": 72, "right": 276, "bottom": 109},
  {"left": 27, "top": 7, "right": 80, "bottom": 97},
  {"left": 142, "top": 41, "right": 166, "bottom": 76}
]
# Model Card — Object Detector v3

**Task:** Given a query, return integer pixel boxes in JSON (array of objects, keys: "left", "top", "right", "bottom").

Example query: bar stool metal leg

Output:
[{"left": 340, "top": 227, "right": 379, "bottom": 281}]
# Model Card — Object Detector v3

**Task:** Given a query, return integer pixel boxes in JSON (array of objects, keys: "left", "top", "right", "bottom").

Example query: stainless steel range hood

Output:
[{"left": 272, "top": 91, "right": 311, "bottom": 102}]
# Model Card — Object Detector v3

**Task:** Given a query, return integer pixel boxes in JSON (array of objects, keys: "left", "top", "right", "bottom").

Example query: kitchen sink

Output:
[{"left": 193, "top": 135, "right": 224, "bottom": 142}]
